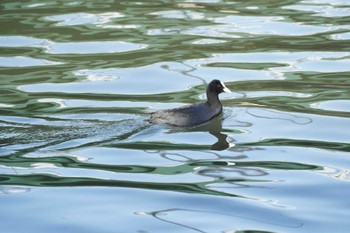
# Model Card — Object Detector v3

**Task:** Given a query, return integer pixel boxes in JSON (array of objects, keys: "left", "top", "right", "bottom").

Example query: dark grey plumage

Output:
[{"left": 150, "top": 79, "right": 231, "bottom": 127}]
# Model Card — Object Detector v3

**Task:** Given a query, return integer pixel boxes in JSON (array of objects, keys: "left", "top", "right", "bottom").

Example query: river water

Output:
[{"left": 1, "top": 0, "right": 350, "bottom": 232}]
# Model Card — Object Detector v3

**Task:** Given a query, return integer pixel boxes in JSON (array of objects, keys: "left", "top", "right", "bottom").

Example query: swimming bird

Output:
[{"left": 150, "top": 79, "right": 231, "bottom": 127}]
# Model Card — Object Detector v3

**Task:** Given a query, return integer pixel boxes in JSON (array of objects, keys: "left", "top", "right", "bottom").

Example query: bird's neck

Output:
[{"left": 206, "top": 91, "right": 221, "bottom": 108}]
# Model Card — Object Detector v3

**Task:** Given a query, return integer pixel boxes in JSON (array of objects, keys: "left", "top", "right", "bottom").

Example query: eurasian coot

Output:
[{"left": 150, "top": 79, "right": 231, "bottom": 126}]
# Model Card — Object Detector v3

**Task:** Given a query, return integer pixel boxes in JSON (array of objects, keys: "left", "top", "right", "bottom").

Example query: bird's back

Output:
[{"left": 150, "top": 102, "right": 222, "bottom": 126}]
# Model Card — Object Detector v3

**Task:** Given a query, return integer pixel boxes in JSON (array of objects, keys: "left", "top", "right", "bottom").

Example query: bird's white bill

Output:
[{"left": 220, "top": 81, "right": 231, "bottom": 93}]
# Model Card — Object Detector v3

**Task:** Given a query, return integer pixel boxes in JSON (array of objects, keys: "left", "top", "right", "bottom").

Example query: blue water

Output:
[{"left": 1, "top": 0, "right": 350, "bottom": 232}]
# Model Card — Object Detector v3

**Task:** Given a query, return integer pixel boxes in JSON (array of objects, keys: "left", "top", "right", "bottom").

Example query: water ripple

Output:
[
  {"left": 0, "top": 36, "right": 148, "bottom": 54},
  {"left": 1, "top": 0, "right": 350, "bottom": 232},
  {"left": 0, "top": 56, "right": 63, "bottom": 67},
  {"left": 44, "top": 12, "right": 124, "bottom": 26}
]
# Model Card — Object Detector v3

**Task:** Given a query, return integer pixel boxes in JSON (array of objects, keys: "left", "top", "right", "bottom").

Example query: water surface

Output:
[{"left": 1, "top": 0, "right": 350, "bottom": 232}]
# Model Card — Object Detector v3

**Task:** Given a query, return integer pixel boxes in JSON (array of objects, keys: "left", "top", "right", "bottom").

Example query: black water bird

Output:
[{"left": 150, "top": 79, "right": 231, "bottom": 127}]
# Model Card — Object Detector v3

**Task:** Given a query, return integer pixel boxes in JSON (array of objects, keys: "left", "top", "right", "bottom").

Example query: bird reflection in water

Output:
[{"left": 168, "top": 114, "right": 232, "bottom": 151}]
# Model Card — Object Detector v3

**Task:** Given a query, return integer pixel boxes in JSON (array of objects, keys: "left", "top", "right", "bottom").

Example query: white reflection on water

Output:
[
  {"left": 20, "top": 62, "right": 202, "bottom": 94},
  {"left": 0, "top": 186, "right": 31, "bottom": 194},
  {"left": 43, "top": 12, "right": 139, "bottom": 29},
  {"left": 16, "top": 51, "right": 350, "bottom": 94},
  {"left": 0, "top": 56, "right": 63, "bottom": 67},
  {"left": 194, "top": 51, "right": 350, "bottom": 74},
  {"left": 0, "top": 103, "right": 14, "bottom": 108},
  {"left": 39, "top": 113, "right": 140, "bottom": 122},
  {"left": 191, "top": 39, "right": 227, "bottom": 44},
  {"left": 318, "top": 167, "right": 350, "bottom": 182},
  {"left": 0, "top": 36, "right": 147, "bottom": 54},
  {"left": 311, "top": 100, "right": 350, "bottom": 112},
  {"left": 149, "top": 11, "right": 349, "bottom": 38},
  {"left": 301, "top": 0, "right": 350, "bottom": 6},
  {"left": 0, "top": 36, "right": 51, "bottom": 47},
  {"left": 185, "top": 0, "right": 221, "bottom": 3},
  {"left": 237, "top": 91, "right": 313, "bottom": 99},
  {"left": 150, "top": 10, "right": 205, "bottom": 19},
  {"left": 331, "top": 32, "right": 350, "bottom": 40},
  {"left": 46, "top": 41, "right": 148, "bottom": 54},
  {"left": 284, "top": 4, "right": 350, "bottom": 17},
  {"left": 27, "top": 3, "right": 47, "bottom": 8},
  {"left": 297, "top": 58, "right": 350, "bottom": 72},
  {"left": 185, "top": 15, "right": 329, "bottom": 37},
  {"left": 44, "top": 12, "right": 124, "bottom": 26},
  {"left": 37, "top": 98, "right": 183, "bottom": 111}
]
